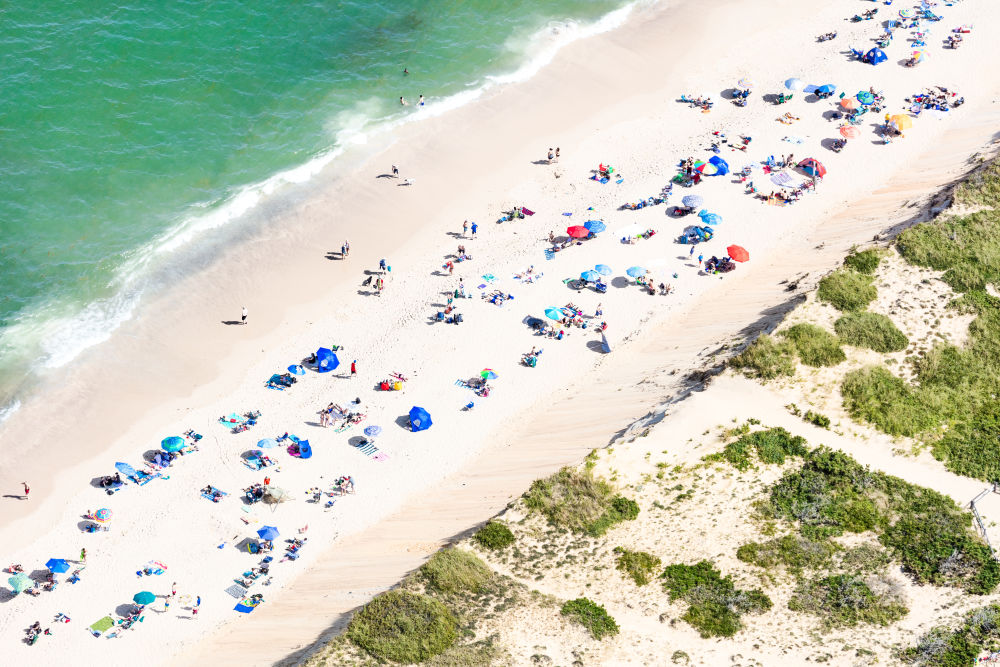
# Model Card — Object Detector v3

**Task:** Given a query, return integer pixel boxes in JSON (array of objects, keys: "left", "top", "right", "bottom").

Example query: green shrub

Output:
[
  {"left": 780, "top": 323, "right": 846, "bottom": 367},
  {"left": 707, "top": 426, "right": 808, "bottom": 471},
  {"left": 902, "top": 604, "right": 1000, "bottom": 666},
  {"left": 834, "top": 312, "right": 909, "bottom": 352},
  {"left": 729, "top": 334, "right": 796, "bottom": 381},
  {"left": 803, "top": 410, "right": 831, "bottom": 429},
  {"left": 523, "top": 468, "right": 612, "bottom": 532},
  {"left": 737, "top": 534, "right": 838, "bottom": 571},
  {"left": 844, "top": 249, "right": 882, "bottom": 275},
  {"left": 788, "top": 574, "right": 907, "bottom": 628},
  {"left": 841, "top": 366, "right": 940, "bottom": 437},
  {"left": 420, "top": 548, "right": 491, "bottom": 595},
  {"left": 661, "top": 561, "right": 771, "bottom": 638},
  {"left": 587, "top": 496, "right": 640, "bottom": 537},
  {"left": 348, "top": 590, "right": 458, "bottom": 662},
  {"left": 836, "top": 544, "right": 892, "bottom": 574},
  {"left": 614, "top": 547, "right": 662, "bottom": 586},
  {"left": 763, "top": 447, "right": 999, "bottom": 593},
  {"left": 474, "top": 521, "right": 515, "bottom": 551},
  {"left": 560, "top": 597, "right": 619, "bottom": 640},
  {"left": 818, "top": 269, "right": 878, "bottom": 312}
]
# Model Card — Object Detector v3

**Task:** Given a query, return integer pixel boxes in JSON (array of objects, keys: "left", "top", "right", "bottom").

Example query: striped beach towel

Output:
[
  {"left": 544, "top": 250, "right": 555, "bottom": 261},
  {"left": 356, "top": 441, "right": 378, "bottom": 456}
]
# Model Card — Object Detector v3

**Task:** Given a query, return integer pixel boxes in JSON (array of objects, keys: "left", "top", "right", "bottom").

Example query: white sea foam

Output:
[
  {"left": 0, "top": 399, "right": 20, "bottom": 425},
  {"left": 12, "top": 1, "right": 642, "bottom": 378}
]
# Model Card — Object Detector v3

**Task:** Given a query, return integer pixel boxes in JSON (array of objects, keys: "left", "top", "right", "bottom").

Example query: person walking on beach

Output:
[
  {"left": 351, "top": 360, "right": 357, "bottom": 377},
  {"left": 462, "top": 220, "right": 468, "bottom": 236},
  {"left": 193, "top": 595, "right": 201, "bottom": 617},
  {"left": 80, "top": 548, "right": 86, "bottom": 563},
  {"left": 21, "top": 482, "right": 29, "bottom": 500},
  {"left": 379, "top": 258, "right": 386, "bottom": 272},
  {"left": 391, "top": 164, "right": 399, "bottom": 177},
  {"left": 471, "top": 222, "right": 478, "bottom": 238},
  {"left": 555, "top": 147, "right": 560, "bottom": 161},
  {"left": 547, "top": 148, "right": 554, "bottom": 163},
  {"left": 343, "top": 240, "right": 350, "bottom": 257},
  {"left": 595, "top": 303, "right": 603, "bottom": 318},
  {"left": 241, "top": 306, "right": 248, "bottom": 325},
  {"left": 689, "top": 245, "right": 695, "bottom": 257},
  {"left": 697, "top": 253, "right": 703, "bottom": 267}
]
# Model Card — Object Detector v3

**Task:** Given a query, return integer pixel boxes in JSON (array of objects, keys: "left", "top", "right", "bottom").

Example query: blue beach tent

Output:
[
  {"left": 315, "top": 347, "right": 339, "bottom": 372},
  {"left": 865, "top": 48, "right": 887, "bottom": 65},
  {"left": 409, "top": 406, "right": 433, "bottom": 432},
  {"left": 708, "top": 156, "right": 729, "bottom": 175}
]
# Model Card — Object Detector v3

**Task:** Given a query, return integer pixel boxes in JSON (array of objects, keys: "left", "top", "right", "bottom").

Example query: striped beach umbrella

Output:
[{"left": 94, "top": 508, "right": 113, "bottom": 523}]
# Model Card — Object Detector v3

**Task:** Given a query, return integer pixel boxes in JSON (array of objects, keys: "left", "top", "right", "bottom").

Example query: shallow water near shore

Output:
[{"left": 0, "top": 0, "right": 633, "bottom": 419}]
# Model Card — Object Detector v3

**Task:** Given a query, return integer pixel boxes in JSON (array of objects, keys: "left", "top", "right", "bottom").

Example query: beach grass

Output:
[
  {"left": 841, "top": 366, "right": 940, "bottom": 437},
  {"left": 788, "top": 573, "right": 908, "bottom": 629},
  {"left": 706, "top": 426, "right": 809, "bottom": 471},
  {"left": 420, "top": 548, "right": 492, "bottom": 595},
  {"left": 817, "top": 268, "right": 878, "bottom": 312},
  {"left": 834, "top": 312, "right": 909, "bottom": 352},
  {"left": 661, "top": 561, "right": 771, "bottom": 638},
  {"left": 559, "top": 598, "right": 620, "bottom": 640},
  {"left": 523, "top": 468, "right": 639, "bottom": 537},
  {"left": 780, "top": 323, "right": 846, "bottom": 367},
  {"left": 729, "top": 334, "right": 796, "bottom": 381},
  {"left": 473, "top": 521, "right": 515, "bottom": 551},
  {"left": 903, "top": 604, "right": 1000, "bottom": 666},
  {"left": 843, "top": 248, "right": 883, "bottom": 275},
  {"left": 347, "top": 590, "right": 458, "bottom": 663},
  {"left": 613, "top": 547, "right": 662, "bottom": 586},
  {"left": 736, "top": 534, "right": 838, "bottom": 573}
]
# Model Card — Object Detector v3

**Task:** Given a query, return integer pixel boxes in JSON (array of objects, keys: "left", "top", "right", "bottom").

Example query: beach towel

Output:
[
  {"left": 616, "top": 178, "right": 624, "bottom": 184},
  {"left": 355, "top": 440, "right": 378, "bottom": 456},
  {"left": 562, "top": 212, "right": 572, "bottom": 216},
  {"left": 770, "top": 172, "right": 796, "bottom": 187},
  {"left": 235, "top": 597, "right": 263, "bottom": 613},
  {"left": 219, "top": 413, "right": 245, "bottom": 426},
  {"left": 544, "top": 250, "right": 555, "bottom": 261},
  {"left": 88, "top": 616, "right": 115, "bottom": 637},
  {"left": 522, "top": 208, "right": 535, "bottom": 216},
  {"left": 201, "top": 486, "right": 228, "bottom": 502},
  {"left": 481, "top": 274, "right": 496, "bottom": 283},
  {"left": 225, "top": 584, "right": 248, "bottom": 599},
  {"left": 372, "top": 452, "right": 390, "bottom": 462}
]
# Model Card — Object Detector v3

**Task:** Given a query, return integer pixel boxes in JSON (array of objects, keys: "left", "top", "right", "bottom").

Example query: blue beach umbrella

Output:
[
  {"left": 682, "top": 195, "right": 704, "bottom": 209},
  {"left": 287, "top": 364, "right": 305, "bottom": 376},
  {"left": 161, "top": 436, "right": 184, "bottom": 453},
  {"left": 784, "top": 77, "right": 805, "bottom": 91},
  {"left": 626, "top": 266, "right": 646, "bottom": 278},
  {"left": 256, "top": 438, "right": 278, "bottom": 449},
  {"left": 46, "top": 558, "right": 70, "bottom": 573},
  {"left": 701, "top": 213, "right": 723, "bottom": 226},
  {"left": 315, "top": 347, "right": 339, "bottom": 373},
  {"left": 257, "top": 526, "right": 280, "bottom": 541},
  {"left": 8, "top": 573, "right": 31, "bottom": 594},
  {"left": 581, "top": 270, "right": 600, "bottom": 282},
  {"left": 133, "top": 591, "right": 155, "bottom": 606},
  {"left": 817, "top": 84, "right": 836, "bottom": 95},
  {"left": 708, "top": 155, "right": 729, "bottom": 175},
  {"left": 409, "top": 406, "right": 433, "bottom": 432},
  {"left": 594, "top": 264, "right": 612, "bottom": 276},
  {"left": 544, "top": 308, "right": 563, "bottom": 321},
  {"left": 584, "top": 220, "right": 606, "bottom": 233},
  {"left": 114, "top": 462, "right": 137, "bottom": 478},
  {"left": 363, "top": 425, "right": 382, "bottom": 438}
]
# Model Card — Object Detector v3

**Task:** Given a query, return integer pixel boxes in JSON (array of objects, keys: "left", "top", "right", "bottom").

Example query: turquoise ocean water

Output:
[{"left": 0, "top": 0, "right": 633, "bottom": 419}]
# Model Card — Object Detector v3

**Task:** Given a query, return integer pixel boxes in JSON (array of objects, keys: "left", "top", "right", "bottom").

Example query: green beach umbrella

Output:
[{"left": 8, "top": 572, "right": 31, "bottom": 594}]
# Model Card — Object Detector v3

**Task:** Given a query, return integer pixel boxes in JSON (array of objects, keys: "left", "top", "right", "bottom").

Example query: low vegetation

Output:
[
  {"left": 347, "top": 590, "right": 458, "bottom": 663},
  {"left": 560, "top": 597, "right": 620, "bottom": 640},
  {"left": 788, "top": 574, "right": 908, "bottom": 628},
  {"left": 420, "top": 548, "right": 491, "bottom": 595},
  {"left": 903, "top": 604, "right": 1000, "bottom": 666},
  {"left": 834, "top": 311, "right": 909, "bottom": 353},
  {"left": 818, "top": 268, "right": 878, "bottom": 312},
  {"left": 523, "top": 467, "right": 639, "bottom": 537},
  {"left": 843, "top": 248, "right": 882, "bottom": 275},
  {"left": 474, "top": 521, "right": 515, "bottom": 551},
  {"left": 661, "top": 561, "right": 772, "bottom": 638},
  {"left": 614, "top": 547, "right": 662, "bottom": 586},
  {"left": 706, "top": 426, "right": 809, "bottom": 471},
  {"left": 762, "top": 447, "right": 1000, "bottom": 594},
  {"left": 729, "top": 334, "right": 796, "bottom": 381},
  {"left": 737, "top": 534, "right": 838, "bottom": 572},
  {"left": 841, "top": 366, "right": 940, "bottom": 438},
  {"left": 780, "top": 323, "right": 846, "bottom": 367}
]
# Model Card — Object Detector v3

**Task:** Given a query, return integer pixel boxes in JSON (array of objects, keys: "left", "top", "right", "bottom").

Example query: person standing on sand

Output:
[
  {"left": 379, "top": 258, "right": 386, "bottom": 272},
  {"left": 351, "top": 360, "right": 357, "bottom": 377},
  {"left": 555, "top": 147, "right": 560, "bottom": 161},
  {"left": 391, "top": 164, "right": 399, "bottom": 177},
  {"left": 463, "top": 220, "right": 468, "bottom": 236},
  {"left": 80, "top": 548, "right": 87, "bottom": 563},
  {"left": 471, "top": 222, "right": 478, "bottom": 238},
  {"left": 689, "top": 245, "right": 695, "bottom": 257},
  {"left": 21, "top": 482, "right": 29, "bottom": 499},
  {"left": 193, "top": 595, "right": 201, "bottom": 617},
  {"left": 241, "top": 306, "right": 248, "bottom": 325},
  {"left": 547, "top": 148, "right": 554, "bottom": 163},
  {"left": 344, "top": 240, "right": 350, "bottom": 257},
  {"left": 595, "top": 303, "right": 603, "bottom": 318},
  {"left": 698, "top": 254, "right": 703, "bottom": 267}
]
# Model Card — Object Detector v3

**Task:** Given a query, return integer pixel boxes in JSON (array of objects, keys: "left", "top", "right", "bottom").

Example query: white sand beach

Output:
[{"left": 3, "top": 0, "right": 1000, "bottom": 664}]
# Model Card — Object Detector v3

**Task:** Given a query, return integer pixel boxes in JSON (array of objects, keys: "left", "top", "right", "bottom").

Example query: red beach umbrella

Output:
[
  {"left": 797, "top": 158, "right": 826, "bottom": 178},
  {"left": 567, "top": 226, "right": 590, "bottom": 238},
  {"left": 839, "top": 125, "right": 860, "bottom": 140},
  {"left": 727, "top": 245, "right": 750, "bottom": 262}
]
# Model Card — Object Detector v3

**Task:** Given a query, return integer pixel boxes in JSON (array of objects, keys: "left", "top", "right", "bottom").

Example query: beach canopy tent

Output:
[
  {"left": 8, "top": 572, "right": 31, "bottom": 594},
  {"left": 544, "top": 308, "right": 563, "bottom": 321},
  {"left": 257, "top": 526, "right": 280, "bottom": 541},
  {"left": 784, "top": 77, "right": 805, "bottom": 91},
  {"left": 581, "top": 270, "right": 600, "bottom": 282},
  {"left": 409, "top": 406, "right": 433, "bottom": 432},
  {"left": 798, "top": 158, "right": 826, "bottom": 177},
  {"left": 681, "top": 195, "right": 704, "bottom": 208},
  {"left": 256, "top": 438, "right": 278, "bottom": 449},
  {"left": 566, "top": 226, "right": 590, "bottom": 238},
  {"left": 46, "top": 558, "right": 70, "bottom": 573},
  {"left": 594, "top": 264, "right": 612, "bottom": 276},
  {"left": 890, "top": 114, "right": 913, "bottom": 131},
  {"left": 133, "top": 591, "right": 155, "bottom": 606},
  {"left": 287, "top": 364, "right": 305, "bottom": 376},
  {"left": 584, "top": 220, "right": 606, "bottom": 233},
  {"left": 865, "top": 48, "right": 887, "bottom": 65},
  {"left": 262, "top": 486, "right": 290, "bottom": 504},
  {"left": 161, "top": 436, "right": 184, "bottom": 453},
  {"left": 291, "top": 440, "right": 312, "bottom": 459},
  {"left": 708, "top": 156, "right": 730, "bottom": 175},
  {"left": 94, "top": 508, "right": 113, "bottom": 523},
  {"left": 840, "top": 125, "right": 861, "bottom": 139},
  {"left": 727, "top": 245, "right": 750, "bottom": 262},
  {"left": 856, "top": 91, "right": 875, "bottom": 105},
  {"left": 363, "top": 425, "right": 382, "bottom": 438},
  {"left": 626, "top": 266, "right": 646, "bottom": 278},
  {"left": 315, "top": 347, "right": 339, "bottom": 373}
]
